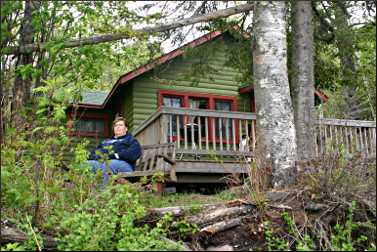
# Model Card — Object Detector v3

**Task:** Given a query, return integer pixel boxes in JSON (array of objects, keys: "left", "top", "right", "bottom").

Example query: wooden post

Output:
[
  {"left": 225, "top": 118, "right": 230, "bottom": 151},
  {"left": 184, "top": 118, "right": 188, "bottom": 149},
  {"left": 251, "top": 120, "right": 256, "bottom": 152},
  {"left": 205, "top": 117, "right": 209, "bottom": 150},
  {"left": 212, "top": 117, "right": 216, "bottom": 151},
  {"left": 177, "top": 115, "right": 180, "bottom": 149},
  {"left": 198, "top": 115, "right": 202, "bottom": 150},
  {"left": 232, "top": 119, "right": 236, "bottom": 151},
  {"left": 219, "top": 118, "right": 223, "bottom": 151},
  {"left": 160, "top": 114, "right": 168, "bottom": 144}
]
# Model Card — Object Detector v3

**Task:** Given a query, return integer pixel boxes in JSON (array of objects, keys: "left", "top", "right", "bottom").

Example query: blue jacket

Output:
[{"left": 89, "top": 133, "right": 142, "bottom": 170}]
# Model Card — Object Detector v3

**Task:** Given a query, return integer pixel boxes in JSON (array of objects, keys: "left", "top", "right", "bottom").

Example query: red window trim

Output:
[
  {"left": 67, "top": 111, "right": 110, "bottom": 138},
  {"left": 158, "top": 90, "right": 239, "bottom": 144},
  {"left": 158, "top": 90, "right": 238, "bottom": 109}
]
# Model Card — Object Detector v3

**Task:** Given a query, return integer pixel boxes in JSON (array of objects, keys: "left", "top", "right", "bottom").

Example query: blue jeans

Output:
[{"left": 87, "top": 159, "right": 133, "bottom": 188}]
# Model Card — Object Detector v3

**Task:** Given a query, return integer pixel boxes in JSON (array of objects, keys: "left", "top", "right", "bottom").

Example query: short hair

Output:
[{"left": 112, "top": 116, "right": 128, "bottom": 128}]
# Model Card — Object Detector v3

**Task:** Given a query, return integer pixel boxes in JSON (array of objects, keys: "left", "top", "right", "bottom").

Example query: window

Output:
[
  {"left": 163, "top": 96, "right": 183, "bottom": 140},
  {"left": 158, "top": 90, "right": 238, "bottom": 143},
  {"left": 73, "top": 119, "right": 105, "bottom": 134},
  {"left": 67, "top": 111, "right": 110, "bottom": 137},
  {"left": 214, "top": 100, "right": 233, "bottom": 141}
]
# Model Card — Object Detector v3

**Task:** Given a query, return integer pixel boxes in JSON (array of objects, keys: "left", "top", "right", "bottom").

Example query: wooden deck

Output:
[{"left": 120, "top": 107, "right": 376, "bottom": 184}]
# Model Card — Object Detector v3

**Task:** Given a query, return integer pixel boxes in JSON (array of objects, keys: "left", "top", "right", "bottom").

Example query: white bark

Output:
[
  {"left": 291, "top": 1, "right": 315, "bottom": 160},
  {"left": 252, "top": 1, "right": 297, "bottom": 188}
]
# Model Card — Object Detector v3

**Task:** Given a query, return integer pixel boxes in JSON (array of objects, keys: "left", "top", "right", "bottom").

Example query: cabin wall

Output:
[
  {"left": 132, "top": 35, "right": 251, "bottom": 130},
  {"left": 65, "top": 108, "right": 112, "bottom": 161}
]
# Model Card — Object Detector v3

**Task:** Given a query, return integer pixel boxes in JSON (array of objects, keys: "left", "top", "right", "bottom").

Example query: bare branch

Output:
[{"left": 3, "top": 3, "right": 254, "bottom": 55}]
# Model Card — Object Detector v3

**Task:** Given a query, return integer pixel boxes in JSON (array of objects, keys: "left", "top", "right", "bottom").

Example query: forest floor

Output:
[
  {"left": 1, "top": 156, "right": 375, "bottom": 251},
  {"left": 137, "top": 156, "right": 376, "bottom": 251}
]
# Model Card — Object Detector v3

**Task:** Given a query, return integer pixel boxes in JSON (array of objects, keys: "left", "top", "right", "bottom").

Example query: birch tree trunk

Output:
[
  {"left": 291, "top": 1, "right": 315, "bottom": 160},
  {"left": 253, "top": 1, "right": 297, "bottom": 188}
]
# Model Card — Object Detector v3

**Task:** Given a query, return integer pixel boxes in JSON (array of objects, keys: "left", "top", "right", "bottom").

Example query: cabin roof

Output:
[
  {"left": 76, "top": 29, "right": 225, "bottom": 108},
  {"left": 76, "top": 28, "right": 329, "bottom": 107},
  {"left": 80, "top": 90, "right": 109, "bottom": 105}
]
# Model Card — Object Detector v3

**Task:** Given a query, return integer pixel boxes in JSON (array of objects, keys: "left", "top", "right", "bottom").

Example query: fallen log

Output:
[
  {"left": 200, "top": 217, "right": 242, "bottom": 235},
  {"left": 0, "top": 226, "right": 57, "bottom": 250},
  {"left": 187, "top": 205, "right": 254, "bottom": 225},
  {"left": 147, "top": 203, "right": 225, "bottom": 217}
]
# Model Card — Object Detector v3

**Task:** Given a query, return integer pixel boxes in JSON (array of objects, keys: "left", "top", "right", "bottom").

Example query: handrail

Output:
[
  {"left": 159, "top": 107, "right": 257, "bottom": 120},
  {"left": 133, "top": 107, "right": 257, "bottom": 136},
  {"left": 132, "top": 109, "right": 162, "bottom": 136},
  {"left": 316, "top": 118, "right": 376, "bottom": 128}
]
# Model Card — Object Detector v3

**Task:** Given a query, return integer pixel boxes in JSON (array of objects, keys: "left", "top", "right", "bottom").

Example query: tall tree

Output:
[
  {"left": 253, "top": 1, "right": 297, "bottom": 188},
  {"left": 291, "top": 1, "right": 315, "bottom": 160},
  {"left": 12, "top": 1, "right": 40, "bottom": 126}
]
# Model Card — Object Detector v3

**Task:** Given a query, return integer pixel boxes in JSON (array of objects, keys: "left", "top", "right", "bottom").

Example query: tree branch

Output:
[{"left": 3, "top": 3, "right": 254, "bottom": 55}]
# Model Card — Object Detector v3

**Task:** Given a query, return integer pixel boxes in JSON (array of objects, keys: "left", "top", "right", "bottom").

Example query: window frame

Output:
[
  {"left": 67, "top": 111, "right": 110, "bottom": 138},
  {"left": 158, "top": 90, "right": 238, "bottom": 144}
]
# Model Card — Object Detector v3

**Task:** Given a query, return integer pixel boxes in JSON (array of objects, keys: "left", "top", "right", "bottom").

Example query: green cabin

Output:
[{"left": 66, "top": 29, "right": 328, "bottom": 184}]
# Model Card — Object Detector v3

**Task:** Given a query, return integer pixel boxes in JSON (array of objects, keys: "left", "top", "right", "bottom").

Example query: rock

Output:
[
  {"left": 265, "top": 190, "right": 291, "bottom": 202},
  {"left": 206, "top": 244, "right": 234, "bottom": 251}
]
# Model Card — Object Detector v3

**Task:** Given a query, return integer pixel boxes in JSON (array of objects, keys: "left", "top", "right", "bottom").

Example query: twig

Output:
[{"left": 26, "top": 215, "right": 41, "bottom": 251}]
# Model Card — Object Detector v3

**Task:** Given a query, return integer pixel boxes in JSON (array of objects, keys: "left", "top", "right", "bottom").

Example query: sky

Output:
[{"left": 129, "top": 1, "right": 249, "bottom": 53}]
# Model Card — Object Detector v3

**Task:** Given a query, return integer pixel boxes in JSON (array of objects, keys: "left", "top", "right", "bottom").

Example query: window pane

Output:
[
  {"left": 215, "top": 100, "right": 233, "bottom": 141},
  {"left": 163, "top": 96, "right": 182, "bottom": 107},
  {"left": 163, "top": 96, "right": 183, "bottom": 139},
  {"left": 95, "top": 120, "right": 105, "bottom": 133},
  {"left": 215, "top": 100, "right": 231, "bottom": 111},
  {"left": 189, "top": 97, "right": 208, "bottom": 109},
  {"left": 73, "top": 119, "right": 105, "bottom": 134}
]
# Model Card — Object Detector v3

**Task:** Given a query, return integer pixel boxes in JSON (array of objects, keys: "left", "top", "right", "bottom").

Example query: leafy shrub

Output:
[{"left": 57, "top": 184, "right": 183, "bottom": 251}]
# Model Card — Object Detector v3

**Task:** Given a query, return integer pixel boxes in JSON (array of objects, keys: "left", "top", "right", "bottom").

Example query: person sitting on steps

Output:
[{"left": 87, "top": 116, "right": 142, "bottom": 188}]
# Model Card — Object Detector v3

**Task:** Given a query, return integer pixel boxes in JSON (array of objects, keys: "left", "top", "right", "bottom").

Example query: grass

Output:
[{"left": 140, "top": 186, "right": 244, "bottom": 208}]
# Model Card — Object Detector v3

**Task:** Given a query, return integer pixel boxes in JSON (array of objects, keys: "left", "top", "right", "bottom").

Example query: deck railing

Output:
[
  {"left": 133, "top": 107, "right": 376, "bottom": 159},
  {"left": 315, "top": 118, "right": 376, "bottom": 158},
  {"left": 133, "top": 107, "right": 257, "bottom": 157}
]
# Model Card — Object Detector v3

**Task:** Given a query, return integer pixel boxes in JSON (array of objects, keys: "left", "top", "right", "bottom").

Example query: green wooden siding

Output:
[
  {"left": 131, "top": 34, "right": 251, "bottom": 129},
  {"left": 123, "top": 83, "right": 134, "bottom": 131}
]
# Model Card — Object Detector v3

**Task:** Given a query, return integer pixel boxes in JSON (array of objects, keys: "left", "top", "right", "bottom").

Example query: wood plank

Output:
[
  {"left": 316, "top": 118, "right": 376, "bottom": 128},
  {"left": 205, "top": 117, "right": 209, "bottom": 150},
  {"left": 177, "top": 115, "right": 180, "bottom": 149},
  {"left": 364, "top": 128, "right": 369, "bottom": 157},
  {"left": 251, "top": 120, "right": 256, "bottom": 152},
  {"left": 329, "top": 124, "right": 333, "bottom": 151},
  {"left": 359, "top": 127, "right": 364, "bottom": 152},
  {"left": 175, "top": 161, "right": 249, "bottom": 173},
  {"left": 184, "top": 118, "right": 188, "bottom": 149},
  {"left": 239, "top": 119, "right": 243, "bottom": 151},
  {"left": 212, "top": 118, "right": 216, "bottom": 151},
  {"left": 160, "top": 107, "right": 257, "bottom": 120},
  {"left": 319, "top": 123, "right": 323, "bottom": 155},
  {"left": 191, "top": 117, "right": 195, "bottom": 150},
  {"left": 169, "top": 114, "right": 173, "bottom": 143},
  {"left": 349, "top": 127, "right": 354, "bottom": 153},
  {"left": 219, "top": 118, "right": 223, "bottom": 151},
  {"left": 132, "top": 109, "right": 161, "bottom": 136},
  {"left": 176, "top": 148, "right": 252, "bottom": 157},
  {"left": 344, "top": 127, "right": 350, "bottom": 156},
  {"left": 160, "top": 114, "right": 168, "bottom": 144},
  {"left": 198, "top": 115, "right": 202, "bottom": 150},
  {"left": 118, "top": 170, "right": 166, "bottom": 177},
  {"left": 232, "top": 119, "right": 236, "bottom": 151},
  {"left": 225, "top": 118, "right": 230, "bottom": 151},
  {"left": 245, "top": 120, "right": 249, "bottom": 151}
]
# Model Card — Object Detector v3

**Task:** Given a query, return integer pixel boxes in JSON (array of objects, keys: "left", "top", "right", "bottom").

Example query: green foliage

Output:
[
  {"left": 170, "top": 219, "right": 199, "bottom": 240},
  {"left": 327, "top": 201, "right": 368, "bottom": 251},
  {"left": 56, "top": 184, "right": 182, "bottom": 251},
  {"left": 263, "top": 221, "right": 290, "bottom": 251}
]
